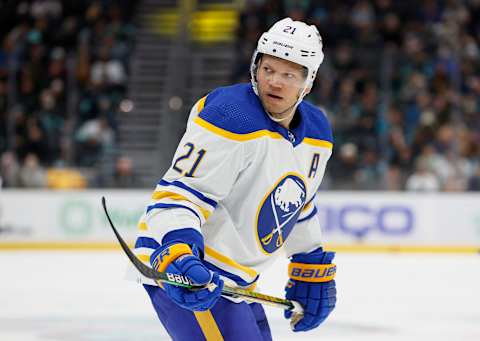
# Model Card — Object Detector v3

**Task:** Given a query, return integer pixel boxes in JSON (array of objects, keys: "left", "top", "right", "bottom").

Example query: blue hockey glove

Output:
[
  {"left": 284, "top": 247, "right": 337, "bottom": 332},
  {"left": 150, "top": 242, "right": 223, "bottom": 311}
]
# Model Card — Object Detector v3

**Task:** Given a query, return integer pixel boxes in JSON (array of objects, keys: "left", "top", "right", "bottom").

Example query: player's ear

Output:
[{"left": 303, "top": 87, "right": 311, "bottom": 96}]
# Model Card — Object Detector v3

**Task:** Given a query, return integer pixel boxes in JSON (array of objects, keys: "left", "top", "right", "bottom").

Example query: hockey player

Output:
[{"left": 134, "top": 17, "right": 337, "bottom": 340}]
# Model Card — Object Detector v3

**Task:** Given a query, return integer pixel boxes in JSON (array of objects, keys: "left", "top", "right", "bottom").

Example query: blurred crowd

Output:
[
  {"left": 234, "top": 0, "right": 480, "bottom": 191},
  {"left": 0, "top": 0, "right": 136, "bottom": 189},
  {"left": 1, "top": 0, "right": 479, "bottom": 192}
]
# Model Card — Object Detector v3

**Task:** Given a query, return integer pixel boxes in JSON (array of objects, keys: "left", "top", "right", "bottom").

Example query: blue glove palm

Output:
[
  {"left": 284, "top": 248, "right": 337, "bottom": 332},
  {"left": 151, "top": 243, "right": 224, "bottom": 311}
]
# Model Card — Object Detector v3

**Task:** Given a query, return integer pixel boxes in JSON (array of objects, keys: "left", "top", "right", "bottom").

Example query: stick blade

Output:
[{"left": 101, "top": 196, "right": 164, "bottom": 280}]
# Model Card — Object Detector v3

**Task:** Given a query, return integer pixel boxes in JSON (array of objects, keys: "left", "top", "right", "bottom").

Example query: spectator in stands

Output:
[
  {"left": 0, "top": 151, "right": 20, "bottom": 188},
  {"left": 405, "top": 157, "right": 440, "bottom": 192},
  {"left": 90, "top": 46, "right": 127, "bottom": 92},
  {"left": 93, "top": 155, "right": 138, "bottom": 188},
  {"left": 356, "top": 146, "right": 383, "bottom": 190},
  {"left": 329, "top": 143, "right": 360, "bottom": 190},
  {"left": 112, "top": 155, "right": 138, "bottom": 188},
  {"left": 18, "top": 152, "right": 47, "bottom": 188},
  {"left": 21, "top": 116, "right": 50, "bottom": 164},
  {"left": 75, "top": 115, "right": 114, "bottom": 167},
  {"left": 36, "top": 88, "right": 63, "bottom": 162}
]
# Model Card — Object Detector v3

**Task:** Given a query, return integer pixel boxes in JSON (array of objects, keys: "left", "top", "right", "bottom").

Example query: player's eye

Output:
[{"left": 263, "top": 66, "right": 272, "bottom": 73}]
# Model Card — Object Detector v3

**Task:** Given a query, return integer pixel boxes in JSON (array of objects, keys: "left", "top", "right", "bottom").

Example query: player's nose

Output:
[{"left": 266, "top": 73, "right": 283, "bottom": 88}]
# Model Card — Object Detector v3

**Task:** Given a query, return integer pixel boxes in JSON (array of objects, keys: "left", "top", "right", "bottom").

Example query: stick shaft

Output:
[{"left": 101, "top": 197, "right": 296, "bottom": 311}]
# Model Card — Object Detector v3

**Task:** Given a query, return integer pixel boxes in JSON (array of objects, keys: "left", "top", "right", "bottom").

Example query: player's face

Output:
[{"left": 256, "top": 55, "right": 309, "bottom": 118}]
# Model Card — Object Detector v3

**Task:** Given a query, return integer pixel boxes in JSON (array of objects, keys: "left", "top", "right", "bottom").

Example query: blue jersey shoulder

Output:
[
  {"left": 198, "top": 83, "right": 270, "bottom": 134},
  {"left": 299, "top": 101, "right": 333, "bottom": 143}
]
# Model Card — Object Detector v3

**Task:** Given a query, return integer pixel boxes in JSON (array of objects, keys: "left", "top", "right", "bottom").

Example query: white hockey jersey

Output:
[{"left": 133, "top": 83, "right": 333, "bottom": 289}]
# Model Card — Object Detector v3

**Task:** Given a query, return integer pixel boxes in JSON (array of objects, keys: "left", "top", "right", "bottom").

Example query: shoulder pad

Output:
[
  {"left": 300, "top": 101, "right": 333, "bottom": 145},
  {"left": 196, "top": 84, "right": 272, "bottom": 136}
]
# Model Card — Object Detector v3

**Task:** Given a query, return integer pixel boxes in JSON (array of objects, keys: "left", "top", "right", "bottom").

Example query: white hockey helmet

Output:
[{"left": 250, "top": 17, "right": 324, "bottom": 95}]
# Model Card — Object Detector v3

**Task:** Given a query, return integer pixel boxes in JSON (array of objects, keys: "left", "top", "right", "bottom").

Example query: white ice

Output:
[{"left": 1, "top": 251, "right": 479, "bottom": 341}]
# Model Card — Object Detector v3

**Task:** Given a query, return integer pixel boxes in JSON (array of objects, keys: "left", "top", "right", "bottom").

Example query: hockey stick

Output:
[{"left": 101, "top": 197, "right": 303, "bottom": 313}]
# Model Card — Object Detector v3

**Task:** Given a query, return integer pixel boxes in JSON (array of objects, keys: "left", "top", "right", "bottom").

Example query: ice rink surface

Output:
[{"left": 1, "top": 251, "right": 479, "bottom": 341}]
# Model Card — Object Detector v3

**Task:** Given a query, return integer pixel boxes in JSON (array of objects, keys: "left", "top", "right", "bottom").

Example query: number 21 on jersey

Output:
[{"left": 172, "top": 142, "right": 206, "bottom": 177}]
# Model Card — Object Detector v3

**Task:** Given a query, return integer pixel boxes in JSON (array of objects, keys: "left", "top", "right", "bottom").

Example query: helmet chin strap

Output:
[{"left": 267, "top": 103, "right": 297, "bottom": 122}]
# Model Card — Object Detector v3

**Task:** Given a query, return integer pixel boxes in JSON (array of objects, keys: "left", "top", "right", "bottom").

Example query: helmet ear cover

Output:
[{"left": 251, "top": 52, "right": 262, "bottom": 84}]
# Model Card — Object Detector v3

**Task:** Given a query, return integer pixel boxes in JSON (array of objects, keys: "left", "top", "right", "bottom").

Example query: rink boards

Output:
[{"left": 0, "top": 190, "right": 479, "bottom": 253}]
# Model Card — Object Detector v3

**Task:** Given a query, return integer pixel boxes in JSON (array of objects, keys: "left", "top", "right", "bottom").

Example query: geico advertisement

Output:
[
  {"left": 0, "top": 190, "right": 148, "bottom": 241},
  {"left": 0, "top": 190, "right": 479, "bottom": 245},
  {"left": 315, "top": 192, "right": 480, "bottom": 245},
  {"left": 319, "top": 203, "right": 414, "bottom": 239}
]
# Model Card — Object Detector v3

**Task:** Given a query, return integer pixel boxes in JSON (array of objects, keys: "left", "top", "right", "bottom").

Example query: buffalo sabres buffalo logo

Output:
[{"left": 256, "top": 174, "right": 307, "bottom": 254}]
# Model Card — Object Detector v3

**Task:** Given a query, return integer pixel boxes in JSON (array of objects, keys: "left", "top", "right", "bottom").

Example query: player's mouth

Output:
[{"left": 267, "top": 93, "right": 283, "bottom": 101}]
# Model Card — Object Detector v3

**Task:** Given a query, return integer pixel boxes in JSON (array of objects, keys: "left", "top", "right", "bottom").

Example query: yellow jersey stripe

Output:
[
  {"left": 152, "top": 190, "right": 190, "bottom": 201},
  {"left": 152, "top": 190, "right": 212, "bottom": 220},
  {"left": 303, "top": 138, "right": 333, "bottom": 149},
  {"left": 138, "top": 222, "right": 148, "bottom": 231},
  {"left": 137, "top": 254, "right": 150, "bottom": 263},
  {"left": 194, "top": 116, "right": 333, "bottom": 147},
  {"left": 205, "top": 245, "right": 258, "bottom": 279},
  {"left": 197, "top": 96, "right": 207, "bottom": 112},
  {"left": 302, "top": 201, "right": 313, "bottom": 212},
  {"left": 194, "top": 311, "right": 224, "bottom": 341},
  {"left": 194, "top": 116, "right": 283, "bottom": 142}
]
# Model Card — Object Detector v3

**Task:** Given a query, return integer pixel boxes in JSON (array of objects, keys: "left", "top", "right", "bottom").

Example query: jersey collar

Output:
[{"left": 268, "top": 103, "right": 307, "bottom": 147}]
